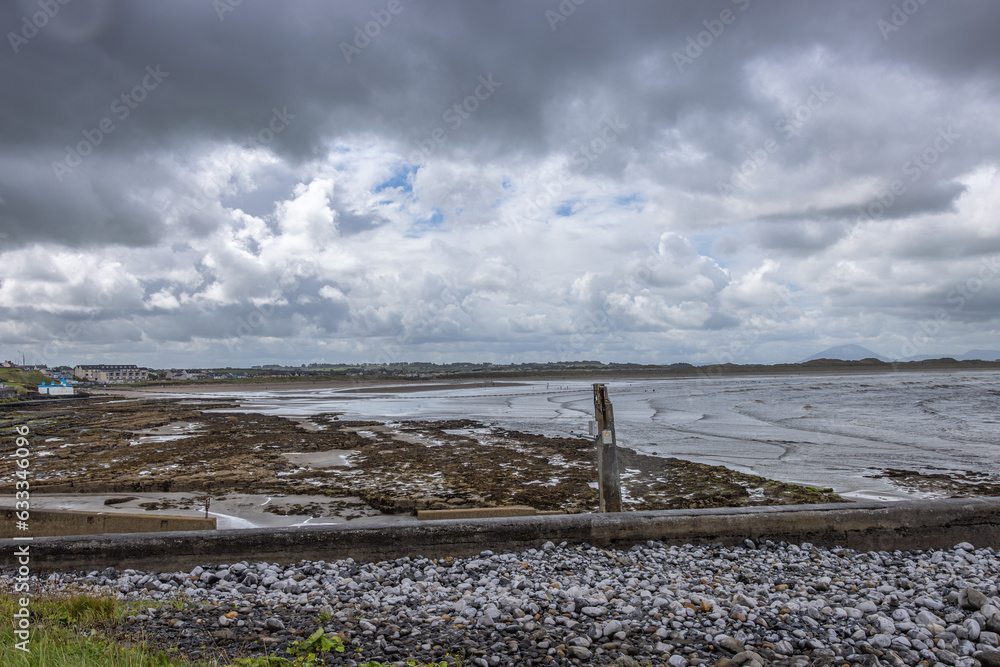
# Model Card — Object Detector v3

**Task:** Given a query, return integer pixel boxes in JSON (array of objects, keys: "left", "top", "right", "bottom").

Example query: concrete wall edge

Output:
[{"left": 4, "top": 497, "right": 999, "bottom": 572}]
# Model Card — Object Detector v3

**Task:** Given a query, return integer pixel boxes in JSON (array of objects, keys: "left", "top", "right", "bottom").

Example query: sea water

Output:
[{"left": 187, "top": 370, "right": 1000, "bottom": 501}]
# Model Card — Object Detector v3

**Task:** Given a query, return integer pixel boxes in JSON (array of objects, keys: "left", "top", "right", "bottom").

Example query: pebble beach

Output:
[{"left": 7, "top": 539, "right": 1000, "bottom": 667}]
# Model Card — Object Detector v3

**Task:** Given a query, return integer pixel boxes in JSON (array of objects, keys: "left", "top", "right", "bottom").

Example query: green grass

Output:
[
  {"left": 1, "top": 594, "right": 451, "bottom": 667},
  {"left": 0, "top": 368, "right": 51, "bottom": 394},
  {"left": 0, "top": 593, "right": 215, "bottom": 666}
]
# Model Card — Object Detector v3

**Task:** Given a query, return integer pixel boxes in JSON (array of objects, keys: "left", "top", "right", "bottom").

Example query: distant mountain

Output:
[
  {"left": 961, "top": 349, "right": 1000, "bottom": 361},
  {"left": 800, "top": 344, "right": 892, "bottom": 363},
  {"left": 902, "top": 349, "right": 1000, "bottom": 362}
]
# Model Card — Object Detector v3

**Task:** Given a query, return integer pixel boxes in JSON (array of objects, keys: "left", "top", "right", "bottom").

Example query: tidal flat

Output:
[
  {"left": 4, "top": 371, "right": 999, "bottom": 529},
  {"left": 2, "top": 395, "right": 839, "bottom": 529}
]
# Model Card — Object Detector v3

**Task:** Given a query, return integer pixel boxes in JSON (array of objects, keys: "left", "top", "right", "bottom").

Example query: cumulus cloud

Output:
[{"left": 1, "top": 0, "right": 999, "bottom": 366}]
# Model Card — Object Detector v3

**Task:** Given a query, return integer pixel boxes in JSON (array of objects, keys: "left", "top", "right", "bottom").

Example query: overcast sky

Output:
[{"left": 2, "top": 0, "right": 999, "bottom": 368}]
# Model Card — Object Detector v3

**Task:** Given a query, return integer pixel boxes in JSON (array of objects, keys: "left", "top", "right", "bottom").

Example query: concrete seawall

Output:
[
  {"left": 0, "top": 508, "right": 216, "bottom": 539},
  {"left": 5, "top": 497, "right": 999, "bottom": 572}
]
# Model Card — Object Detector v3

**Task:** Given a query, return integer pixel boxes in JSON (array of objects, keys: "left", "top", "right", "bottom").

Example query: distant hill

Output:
[
  {"left": 903, "top": 349, "right": 1000, "bottom": 362},
  {"left": 961, "top": 349, "right": 1000, "bottom": 361},
  {"left": 0, "top": 368, "right": 50, "bottom": 395},
  {"left": 800, "top": 344, "right": 891, "bottom": 363}
]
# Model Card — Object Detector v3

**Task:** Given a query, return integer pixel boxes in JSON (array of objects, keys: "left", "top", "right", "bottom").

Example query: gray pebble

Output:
[{"left": 6, "top": 539, "right": 998, "bottom": 667}]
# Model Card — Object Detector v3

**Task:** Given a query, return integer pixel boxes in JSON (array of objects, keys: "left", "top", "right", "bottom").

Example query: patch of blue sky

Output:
[
  {"left": 555, "top": 200, "right": 578, "bottom": 217},
  {"left": 614, "top": 193, "right": 644, "bottom": 210},
  {"left": 405, "top": 208, "right": 444, "bottom": 237},
  {"left": 374, "top": 164, "right": 417, "bottom": 194},
  {"left": 691, "top": 234, "right": 721, "bottom": 258}
]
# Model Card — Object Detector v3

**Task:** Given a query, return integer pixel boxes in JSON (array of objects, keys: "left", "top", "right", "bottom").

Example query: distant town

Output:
[
  {"left": 3, "top": 355, "right": 1000, "bottom": 401},
  {"left": 0, "top": 359, "right": 693, "bottom": 395}
]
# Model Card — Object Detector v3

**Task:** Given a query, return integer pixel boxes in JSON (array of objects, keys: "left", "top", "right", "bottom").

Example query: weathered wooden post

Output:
[{"left": 592, "top": 383, "right": 622, "bottom": 513}]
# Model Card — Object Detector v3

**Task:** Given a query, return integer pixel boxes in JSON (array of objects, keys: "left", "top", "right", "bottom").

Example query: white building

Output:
[{"left": 38, "top": 379, "right": 75, "bottom": 395}]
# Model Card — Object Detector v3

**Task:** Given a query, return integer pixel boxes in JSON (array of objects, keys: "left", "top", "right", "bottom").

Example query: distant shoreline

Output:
[
  {"left": 97, "top": 379, "right": 528, "bottom": 396},
  {"left": 93, "top": 361, "right": 1000, "bottom": 396}
]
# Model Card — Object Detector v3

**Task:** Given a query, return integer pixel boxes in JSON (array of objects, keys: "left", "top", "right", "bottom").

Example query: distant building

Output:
[
  {"left": 2, "top": 361, "right": 48, "bottom": 371},
  {"left": 49, "top": 366, "right": 75, "bottom": 381},
  {"left": 38, "top": 378, "right": 75, "bottom": 395},
  {"left": 73, "top": 364, "right": 149, "bottom": 383}
]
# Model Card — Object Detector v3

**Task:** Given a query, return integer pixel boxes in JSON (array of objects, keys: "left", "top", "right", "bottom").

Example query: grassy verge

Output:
[
  {"left": 0, "top": 592, "right": 212, "bottom": 667},
  {"left": 0, "top": 368, "right": 50, "bottom": 395}
]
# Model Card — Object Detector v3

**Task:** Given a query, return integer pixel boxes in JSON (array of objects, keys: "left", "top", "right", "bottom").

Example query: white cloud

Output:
[{"left": 3, "top": 2, "right": 999, "bottom": 366}]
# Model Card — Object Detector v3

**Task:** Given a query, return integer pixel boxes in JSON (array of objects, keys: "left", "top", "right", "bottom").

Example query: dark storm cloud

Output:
[
  {"left": 0, "top": 0, "right": 984, "bottom": 244},
  {"left": 4, "top": 0, "right": 998, "bottom": 245},
  {"left": 750, "top": 179, "right": 969, "bottom": 252},
  {"left": 751, "top": 220, "right": 853, "bottom": 253}
]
